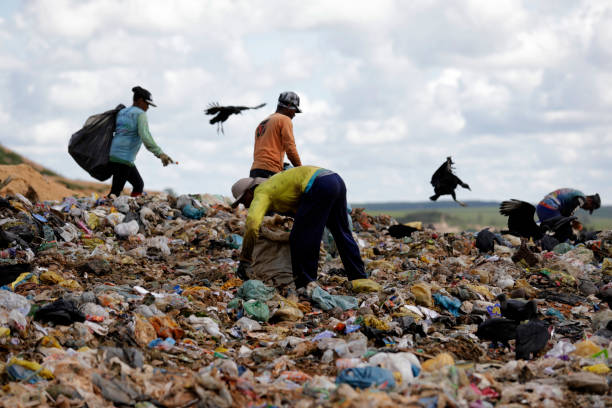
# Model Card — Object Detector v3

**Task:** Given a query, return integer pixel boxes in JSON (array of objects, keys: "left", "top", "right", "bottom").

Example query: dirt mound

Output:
[{"left": 0, "top": 164, "right": 81, "bottom": 201}]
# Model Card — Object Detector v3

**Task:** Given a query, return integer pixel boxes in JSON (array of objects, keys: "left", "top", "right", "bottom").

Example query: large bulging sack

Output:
[
  {"left": 249, "top": 231, "right": 293, "bottom": 288},
  {"left": 68, "top": 104, "right": 125, "bottom": 181}
]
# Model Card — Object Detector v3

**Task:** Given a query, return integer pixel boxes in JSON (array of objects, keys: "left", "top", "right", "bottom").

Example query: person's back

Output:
[
  {"left": 539, "top": 188, "right": 585, "bottom": 217},
  {"left": 537, "top": 188, "right": 600, "bottom": 222},
  {"left": 110, "top": 106, "right": 146, "bottom": 164},
  {"left": 251, "top": 113, "right": 300, "bottom": 174},
  {"left": 249, "top": 91, "right": 302, "bottom": 178}
]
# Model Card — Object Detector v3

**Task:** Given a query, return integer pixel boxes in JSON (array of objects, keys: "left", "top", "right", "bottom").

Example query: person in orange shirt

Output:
[{"left": 249, "top": 91, "right": 303, "bottom": 178}]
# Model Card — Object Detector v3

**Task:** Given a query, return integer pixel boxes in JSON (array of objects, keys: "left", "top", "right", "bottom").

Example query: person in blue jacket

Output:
[
  {"left": 536, "top": 188, "right": 600, "bottom": 222},
  {"left": 108, "top": 86, "right": 173, "bottom": 197}
]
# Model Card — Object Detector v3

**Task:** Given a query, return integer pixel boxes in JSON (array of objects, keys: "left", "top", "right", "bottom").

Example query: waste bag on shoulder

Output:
[{"left": 68, "top": 104, "right": 125, "bottom": 181}]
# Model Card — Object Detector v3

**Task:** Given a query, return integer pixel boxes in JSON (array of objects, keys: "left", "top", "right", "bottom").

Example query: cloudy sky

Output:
[{"left": 1, "top": 0, "right": 611, "bottom": 203}]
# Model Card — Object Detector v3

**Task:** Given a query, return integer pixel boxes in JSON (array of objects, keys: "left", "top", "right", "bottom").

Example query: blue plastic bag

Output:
[
  {"left": 336, "top": 366, "right": 395, "bottom": 390},
  {"left": 182, "top": 204, "right": 205, "bottom": 220},
  {"left": 311, "top": 286, "right": 358, "bottom": 311},
  {"left": 433, "top": 293, "right": 462, "bottom": 317}
]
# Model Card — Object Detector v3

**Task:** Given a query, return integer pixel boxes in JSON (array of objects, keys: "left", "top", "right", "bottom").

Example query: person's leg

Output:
[
  {"left": 109, "top": 162, "right": 129, "bottom": 196},
  {"left": 249, "top": 169, "right": 276, "bottom": 178},
  {"left": 290, "top": 176, "right": 338, "bottom": 288},
  {"left": 126, "top": 165, "right": 144, "bottom": 196},
  {"left": 325, "top": 174, "right": 367, "bottom": 281}
]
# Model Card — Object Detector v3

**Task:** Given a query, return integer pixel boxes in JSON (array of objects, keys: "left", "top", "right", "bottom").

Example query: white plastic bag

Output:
[{"left": 114, "top": 220, "right": 139, "bottom": 237}]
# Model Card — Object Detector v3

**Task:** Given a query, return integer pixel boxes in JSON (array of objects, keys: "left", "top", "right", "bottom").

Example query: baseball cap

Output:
[
  {"left": 278, "top": 91, "right": 302, "bottom": 113},
  {"left": 132, "top": 86, "right": 157, "bottom": 107},
  {"left": 231, "top": 177, "right": 267, "bottom": 208}
]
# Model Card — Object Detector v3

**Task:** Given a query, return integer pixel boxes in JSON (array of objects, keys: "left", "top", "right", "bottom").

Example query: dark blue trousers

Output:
[{"left": 290, "top": 173, "right": 367, "bottom": 288}]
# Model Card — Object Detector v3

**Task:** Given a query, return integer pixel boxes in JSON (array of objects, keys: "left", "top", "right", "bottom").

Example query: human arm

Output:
[
  {"left": 239, "top": 194, "right": 271, "bottom": 264},
  {"left": 137, "top": 113, "right": 164, "bottom": 158},
  {"left": 281, "top": 120, "right": 302, "bottom": 167}
]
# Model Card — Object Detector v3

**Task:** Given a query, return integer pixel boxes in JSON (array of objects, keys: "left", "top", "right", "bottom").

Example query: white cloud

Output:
[
  {"left": 345, "top": 117, "right": 407, "bottom": 145},
  {"left": 0, "top": 0, "right": 612, "bottom": 203}
]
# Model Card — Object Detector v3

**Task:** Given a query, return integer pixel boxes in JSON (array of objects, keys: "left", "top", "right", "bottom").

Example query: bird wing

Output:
[
  {"left": 430, "top": 160, "right": 451, "bottom": 186},
  {"left": 499, "top": 199, "right": 535, "bottom": 218},
  {"left": 230, "top": 102, "right": 267, "bottom": 112},
  {"left": 204, "top": 103, "right": 223, "bottom": 115}
]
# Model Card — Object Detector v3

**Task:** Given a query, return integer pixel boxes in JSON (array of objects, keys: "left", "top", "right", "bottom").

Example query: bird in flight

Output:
[
  {"left": 204, "top": 102, "right": 266, "bottom": 134},
  {"left": 429, "top": 157, "right": 471, "bottom": 206}
]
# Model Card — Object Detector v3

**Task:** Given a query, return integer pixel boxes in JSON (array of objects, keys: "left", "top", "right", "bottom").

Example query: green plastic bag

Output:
[
  {"left": 311, "top": 286, "right": 358, "bottom": 311},
  {"left": 243, "top": 300, "right": 270, "bottom": 322},
  {"left": 237, "top": 280, "right": 275, "bottom": 301}
]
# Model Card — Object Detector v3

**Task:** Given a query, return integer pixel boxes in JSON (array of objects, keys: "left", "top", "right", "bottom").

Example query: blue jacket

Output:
[{"left": 109, "top": 106, "right": 163, "bottom": 166}]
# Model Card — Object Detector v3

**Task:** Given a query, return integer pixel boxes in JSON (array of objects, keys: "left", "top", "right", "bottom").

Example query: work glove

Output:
[
  {"left": 236, "top": 261, "right": 250, "bottom": 281},
  {"left": 159, "top": 153, "right": 173, "bottom": 167}
]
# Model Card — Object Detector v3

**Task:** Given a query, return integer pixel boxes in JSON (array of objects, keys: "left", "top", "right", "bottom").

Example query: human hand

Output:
[
  {"left": 236, "top": 261, "right": 250, "bottom": 280},
  {"left": 160, "top": 153, "right": 173, "bottom": 167}
]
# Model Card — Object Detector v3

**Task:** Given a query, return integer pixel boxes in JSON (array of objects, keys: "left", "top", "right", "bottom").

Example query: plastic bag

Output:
[
  {"left": 236, "top": 280, "right": 275, "bottom": 301},
  {"left": 411, "top": 283, "right": 433, "bottom": 307},
  {"left": 106, "top": 212, "right": 126, "bottom": 226},
  {"left": 235, "top": 316, "right": 262, "bottom": 331},
  {"left": 368, "top": 352, "right": 421, "bottom": 384},
  {"left": 0, "top": 291, "right": 31, "bottom": 315},
  {"left": 146, "top": 236, "right": 171, "bottom": 256},
  {"left": 433, "top": 293, "right": 462, "bottom": 317},
  {"left": 421, "top": 353, "right": 454, "bottom": 372},
  {"left": 335, "top": 366, "right": 396, "bottom": 390},
  {"left": 115, "top": 220, "right": 139, "bottom": 237},
  {"left": 311, "top": 286, "right": 358, "bottom": 311},
  {"left": 188, "top": 315, "right": 226, "bottom": 339},
  {"left": 182, "top": 204, "right": 205, "bottom": 219},
  {"left": 68, "top": 104, "right": 125, "bottom": 181},
  {"left": 244, "top": 300, "right": 270, "bottom": 322},
  {"left": 351, "top": 278, "right": 382, "bottom": 293},
  {"left": 59, "top": 222, "right": 80, "bottom": 242}
]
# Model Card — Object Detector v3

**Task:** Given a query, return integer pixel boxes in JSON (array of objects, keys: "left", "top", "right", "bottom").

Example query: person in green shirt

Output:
[{"left": 108, "top": 86, "right": 173, "bottom": 197}]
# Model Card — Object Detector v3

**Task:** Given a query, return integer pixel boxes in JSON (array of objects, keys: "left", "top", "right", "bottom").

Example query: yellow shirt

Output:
[{"left": 240, "top": 166, "right": 321, "bottom": 262}]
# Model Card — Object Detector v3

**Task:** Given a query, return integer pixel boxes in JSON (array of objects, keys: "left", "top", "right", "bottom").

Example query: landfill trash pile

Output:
[{"left": 1, "top": 191, "right": 612, "bottom": 407}]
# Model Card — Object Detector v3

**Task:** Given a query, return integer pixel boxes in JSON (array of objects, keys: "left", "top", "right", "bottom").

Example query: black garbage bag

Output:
[
  {"left": 68, "top": 104, "right": 125, "bottom": 181},
  {"left": 0, "top": 263, "right": 31, "bottom": 286},
  {"left": 34, "top": 299, "right": 85, "bottom": 325}
]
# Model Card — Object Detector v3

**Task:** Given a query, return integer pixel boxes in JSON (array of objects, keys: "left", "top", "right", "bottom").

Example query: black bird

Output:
[
  {"left": 515, "top": 319, "right": 552, "bottom": 360},
  {"left": 476, "top": 318, "right": 519, "bottom": 348},
  {"left": 496, "top": 294, "right": 538, "bottom": 322},
  {"left": 475, "top": 228, "right": 503, "bottom": 253},
  {"left": 388, "top": 224, "right": 419, "bottom": 239},
  {"left": 204, "top": 102, "right": 266, "bottom": 134},
  {"left": 429, "top": 157, "right": 470, "bottom": 206},
  {"left": 499, "top": 199, "right": 577, "bottom": 242}
]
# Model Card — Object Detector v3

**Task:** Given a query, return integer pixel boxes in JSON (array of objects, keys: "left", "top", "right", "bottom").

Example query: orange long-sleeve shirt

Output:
[{"left": 251, "top": 113, "right": 302, "bottom": 173}]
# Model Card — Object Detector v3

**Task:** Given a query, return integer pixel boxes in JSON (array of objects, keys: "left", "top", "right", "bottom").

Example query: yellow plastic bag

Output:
[
  {"left": 40, "top": 271, "right": 64, "bottom": 284},
  {"left": 363, "top": 314, "right": 390, "bottom": 331},
  {"left": 421, "top": 353, "right": 455, "bottom": 372},
  {"left": 352, "top": 278, "right": 382, "bottom": 293},
  {"left": 85, "top": 212, "right": 99, "bottom": 230},
  {"left": 572, "top": 340, "right": 601, "bottom": 357},
  {"left": 59, "top": 279, "right": 82, "bottom": 291},
  {"left": 583, "top": 364, "right": 611, "bottom": 375},
  {"left": 8, "top": 357, "right": 54, "bottom": 380},
  {"left": 10, "top": 272, "right": 38, "bottom": 291},
  {"left": 411, "top": 283, "right": 433, "bottom": 307},
  {"left": 40, "top": 336, "right": 62, "bottom": 349}
]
